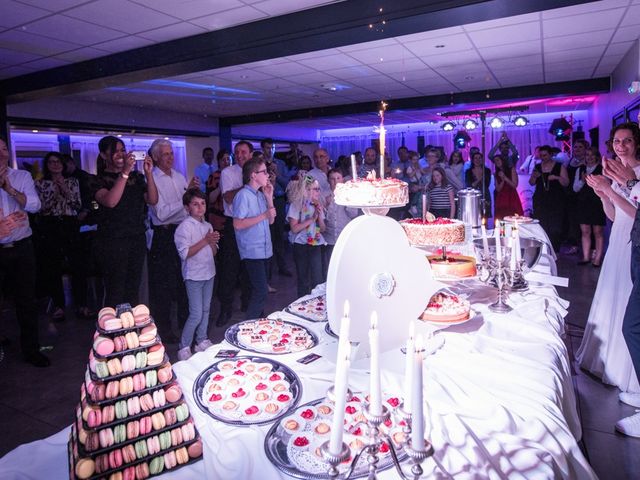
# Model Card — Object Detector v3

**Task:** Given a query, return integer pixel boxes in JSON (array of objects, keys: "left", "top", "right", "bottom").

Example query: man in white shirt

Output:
[
  {"left": 193, "top": 147, "right": 216, "bottom": 193},
  {"left": 308, "top": 148, "right": 331, "bottom": 203},
  {"left": 217, "top": 140, "right": 253, "bottom": 325},
  {"left": 148, "top": 138, "right": 198, "bottom": 343},
  {"left": 0, "top": 136, "right": 49, "bottom": 367}
]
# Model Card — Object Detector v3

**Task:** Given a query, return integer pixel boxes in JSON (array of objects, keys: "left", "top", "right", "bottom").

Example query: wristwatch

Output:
[{"left": 626, "top": 179, "right": 639, "bottom": 189}]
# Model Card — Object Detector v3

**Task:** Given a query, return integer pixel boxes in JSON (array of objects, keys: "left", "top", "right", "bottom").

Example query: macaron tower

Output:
[{"left": 68, "top": 303, "right": 203, "bottom": 479}]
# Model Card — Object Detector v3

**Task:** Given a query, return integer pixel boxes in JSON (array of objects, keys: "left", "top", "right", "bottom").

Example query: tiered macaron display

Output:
[
  {"left": 68, "top": 304, "right": 203, "bottom": 480},
  {"left": 225, "top": 318, "right": 317, "bottom": 354},
  {"left": 286, "top": 295, "right": 327, "bottom": 322},
  {"left": 265, "top": 394, "right": 407, "bottom": 477}
]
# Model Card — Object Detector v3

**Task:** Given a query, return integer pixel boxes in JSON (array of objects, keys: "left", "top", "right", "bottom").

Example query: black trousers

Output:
[
  {"left": 95, "top": 233, "right": 146, "bottom": 308},
  {"left": 270, "top": 196, "right": 287, "bottom": 274},
  {"left": 148, "top": 226, "right": 188, "bottom": 332},
  {"left": 293, "top": 243, "right": 323, "bottom": 297},
  {"left": 217, "top": 217, "right": 249, "bottom": 314},
  {"left": 0, "top": 237, "right": 40, "bottom": 356}
]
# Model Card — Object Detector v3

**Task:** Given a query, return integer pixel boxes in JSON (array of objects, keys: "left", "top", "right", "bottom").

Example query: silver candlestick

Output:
[{"left": 476, "top": 249, "right": 514, "bottom": 313}]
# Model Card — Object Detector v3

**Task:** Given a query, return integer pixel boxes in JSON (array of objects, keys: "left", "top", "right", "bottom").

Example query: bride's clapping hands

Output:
[{"left": 586, "top": 174, "right": 612, "bottom": 198}]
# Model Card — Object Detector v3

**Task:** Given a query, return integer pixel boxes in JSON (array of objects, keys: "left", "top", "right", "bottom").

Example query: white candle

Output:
[
  {"left": 337, "top": 301, "right": 350, "bottom": 358},
  {"left": 510, "top": 229, "right": 517, "bottom": 271},
  {"left": 329, "top": 352, "right": 350, "bottom": 455},
  {"left": 422, "top": 193, "right": 427, "bottom": 222},
  {"left": 494, "top": 220, "right": 502, "bottom": 262},
  {"left": 411, "top": 335, "right": 425, "bottom": 452},
  {"left": 369, "top": 312, "right": 382, "bottom": 415},
  {"left": 514, "top": 225, "right": 521, "bottom": 263},
  {"left": 481, "top": 218, "right": 489, "bottom": 257},
  {"left": 380, "top": 154, "right": 385, "bottom": 179},
  {"left": 403, "top": 321, "right": 415, "bottom": 413},
  {"left": 350, "top": 154, "right": 357, "bottom": 180}
]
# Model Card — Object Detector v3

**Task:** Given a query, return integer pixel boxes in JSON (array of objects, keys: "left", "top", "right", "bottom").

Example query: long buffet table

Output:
[{"left": 0, "top": 241, "right": 596, "bottom": 479}]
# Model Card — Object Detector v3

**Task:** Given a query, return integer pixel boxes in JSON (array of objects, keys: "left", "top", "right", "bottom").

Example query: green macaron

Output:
[
  {"left": 115, "top": 400, "right": 128, "bottom": 420},
  {"left": 175, "top": 404, "right": 189, "bottom": 423},
  {"left": 95, "top": 361, "right": 109, "bottom": 378},
  {"left": 145, "top": 370, "right": 157, "bottom": 388},
  {"left": 135, "top": 351, "right": 147, "bottom": 369},
  {"left": 114, "top": 424, "right": 126, "bottom": 444},
  {"left": 158, "top": 431, "right": 171, "bottom": 451},
  {"left": 149, "top": 456, "right": 164, "bottom": 475},
  {"left": 135, "top": 439, "right": 148, "bottom": 459}
]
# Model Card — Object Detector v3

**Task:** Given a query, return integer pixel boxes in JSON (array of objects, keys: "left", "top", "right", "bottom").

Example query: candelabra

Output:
[
  {"left": 320, "top": 397, "right": 433, "bottom": 479},
  {"left": 476, "top": 248, "right": 528, "bottom": 313}
]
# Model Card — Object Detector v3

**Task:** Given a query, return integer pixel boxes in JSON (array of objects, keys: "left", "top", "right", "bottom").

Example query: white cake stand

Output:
[{"left": 326, "top": 214, "right": 446, "bottom": 358}]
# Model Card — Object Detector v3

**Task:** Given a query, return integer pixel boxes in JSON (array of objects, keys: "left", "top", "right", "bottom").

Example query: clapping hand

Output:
[
  {"left": 603, "top": 156, "right": 636, "bottom": 185},
  {"left": 585, "top": 174, "right": 612, "bottom": 197},
  {"left": 205, "top": 230, "right": 220, "bottom": 248}
]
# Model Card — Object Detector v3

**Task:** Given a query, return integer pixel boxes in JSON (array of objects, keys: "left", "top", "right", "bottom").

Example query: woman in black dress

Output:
[
  {"left": 573, "top": 146, "right": 607, "bottom": 266},
  {"left": 465, "top": 151, "right": 492, "bottom": 219},
  {"left": 92, "top": 136, "right": 158, "bottom": 307},
  {"left": 529, "top": 145, "right": 569, "bottom": 252}
]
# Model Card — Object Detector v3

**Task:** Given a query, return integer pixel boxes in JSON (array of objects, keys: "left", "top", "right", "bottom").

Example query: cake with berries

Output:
[
  {"left": 427, "top": 254, "right": 477, "bottom": 278},
  {"left": 420, "top": 292, "right": 471, "bottom": 323},
  {"left": 334, "top": 170, "right": 408, "bottom": 207},
  {"left": 400, "top": 217, "right": 465, "bottom": 246}
]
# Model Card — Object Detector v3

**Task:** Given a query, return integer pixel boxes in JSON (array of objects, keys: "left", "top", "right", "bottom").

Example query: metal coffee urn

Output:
[{"left": 457, "top": 188, "right": 482, "bottom": 229}]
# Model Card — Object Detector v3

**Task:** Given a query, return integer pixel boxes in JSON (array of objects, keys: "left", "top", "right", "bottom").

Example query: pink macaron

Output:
[
  {"left": 126, "top": 420, "right": 139, "bottom": 440},
  {"left": 122, "top": 444, "right": 136, "bottom": 464},
  {"left": 87, "top": 408, "right": 102, "bottom": 428},
  {"left": 122, "top": 465, "right": 136, "bottom": 480},
  {"left": 164, "top": 450, "right": 177, "bottom": 469},
  {"left": 133, "top": 373, "right": 146, "bottom": 392},
  {"left": 85, "top": 432, "right": 99, "bottom": 452},
  {"left": 139, "top": 416, "right": 152, "bottom": 435},
  {"left": 106, "top": 381, "right": 119, "bottom": 399},
  {"left": 181, "top": 421, "right": 195, "bottom": 442},
  {"left": 164, "top": 407, "right": 176, "bottom": 426},
  {"left": 113, "top": 336, "right": 127, "bottom": 353},
  {"left": 146, "top": 344, "right": 165, "bottom": 366},
  {"left": 127, "top": 396, "right": 141, "bottom": 416},
  {"left": 188, "top": 439, "right": 203, "bottom": 458},
  {"left": 90, "top": 384, "right": 106, "bottom": 402},
  {"left": 103, "top": 316, "right": 123, "bottom": 332},
  {"left": 164, "top": 383, "right": 182, "bottom": 404},
  {"left": 170, "top": 427, "right": 183, "bottom": 447},
  {"left": 153, "top": 389, "right": 166, "bottom": 409},
  {"left": 146, "top": 435, "right": 160, "bottom": 455},
  {"left": 138, "top": 324, "right": 157, "bottom": 346},
  {"left": 109, "top": 448, "right": 123, "bottom": 469},
  {"left": 95, "top": 453, "right": 109, "bottom": 474},
  {"left": 98, "top": 428, "right": 114, "bottom": 448},
  {"left": 102, "top": 405, "right": 115, "bottom": 424},
  {"left": 140, "top": 393, "right": 154, "bottom": 412},
  {"left": 157, "top": 365, "right": 173, "bottom": 384},
  {"left": 93, "top": 336, "right": 114, "bottom": 356},
  {"left": 121, "top": 354, "right": 136, "bottom": 372},
  {"left": 135, "top": 462, "right": 149, "bottom": 480},
  {"left": 119, "top": 376, "right": 133, "bottom": 396}
]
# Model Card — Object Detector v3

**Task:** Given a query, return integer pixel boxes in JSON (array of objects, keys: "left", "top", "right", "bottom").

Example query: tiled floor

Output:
[{"left": 1, "top": 247, "right": 639, "bottom": 478}]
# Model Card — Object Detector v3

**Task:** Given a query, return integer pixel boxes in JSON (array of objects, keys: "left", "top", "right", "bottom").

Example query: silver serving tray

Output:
[
  {"left": 324, "top": 324, "right": 338, "bottom": 339},
  {"left": 264, "top": 398, "right": 407, "bottom": 479},
  {"left": 285, "top": 295, "right": 328, "bottom": 323},
  {"left": 224, "top": 319, "right": 319, "bottom": 355},
  {"left": 193, "top": 356, "right": 302, "bottom": 426}
]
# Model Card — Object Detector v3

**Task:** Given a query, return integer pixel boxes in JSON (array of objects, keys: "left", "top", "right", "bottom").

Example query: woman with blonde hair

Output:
[{"left": 287, "top": 172, "right": 326, "bottom": 296}]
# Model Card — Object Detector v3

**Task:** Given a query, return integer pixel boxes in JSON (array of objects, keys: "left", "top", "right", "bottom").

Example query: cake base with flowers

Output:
[
  {"left": 400, "top": 217, "right": 465, "bottom": 246},
  {"left": 334, "top": 171, "right": 408, "bottom": 207},
  {"left": 420, "top": 292, "right": 471, "bottom": 323}
]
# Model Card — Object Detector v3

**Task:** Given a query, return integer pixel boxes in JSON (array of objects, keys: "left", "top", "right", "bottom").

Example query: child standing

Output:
[
  {"left": 427, "top": 166, "right": 455, "bottom": 218},
  {"left": 287, "top": 173, "right": 326, "bottom": 297},
  {"left": 174, "top": 188, "right": 220, "bottom": 361}
]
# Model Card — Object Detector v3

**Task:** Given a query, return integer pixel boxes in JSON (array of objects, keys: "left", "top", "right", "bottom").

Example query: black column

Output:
[
  {"left": 0, "top": 97, "right": 8, "bottom": 142},
  {"left": 219, "top": 121, "right": 232, "bottom": 153}
]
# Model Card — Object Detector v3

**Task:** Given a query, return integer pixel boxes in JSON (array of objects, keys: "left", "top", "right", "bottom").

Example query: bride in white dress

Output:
[{"left": 577, "top": 131, "right": 640, "bottom": 394}]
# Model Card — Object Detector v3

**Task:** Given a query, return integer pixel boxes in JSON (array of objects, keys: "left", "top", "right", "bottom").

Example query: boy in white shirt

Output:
[{"left": 174, "top": 188, "right": 220, "bottom": 361}]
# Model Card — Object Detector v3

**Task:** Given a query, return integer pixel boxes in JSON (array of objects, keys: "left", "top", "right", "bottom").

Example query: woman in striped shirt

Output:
[{"left": 427, "top": 166, "right": 455, "bottom": 219}]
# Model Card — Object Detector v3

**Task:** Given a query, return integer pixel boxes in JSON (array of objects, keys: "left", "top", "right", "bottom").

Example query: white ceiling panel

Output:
[
  {"left": 477, "top": 41, "right": 542, "bottom": 61},
  {"left": 486, "top": 54, "right": 543, "bottom": 71},
  {"left": 436, "top": 63, "right": 492, "bottom": 81},
  {"left": 342, "top": 45, "right": 412, "bottom": 65},
  {"left": 499, "top": 74, "right": 545, "bottom": 87},
  {"left": 541, "top": 0, "right": 630, "bottom": 19},
  {"left": 467, "top": 22, "right": 540, "bottom": 48},
  {"left": 252, "top": 61, "right": 315, "bottom": 77},
  {"left": 286, "top": 71, "right": 341, "bottom": 85},
  {"left": 0, "top": 47, "right": 42, "bottom": 64},
  {"left": 25, "top": 15, "right": 125, "bottom": 44},
  {"left": 604, "top": 40, "right": 635, "bottom": 56},
  {"left": 240, "top": 77, "right": 300, "bottom": 91},
  {"left": 543, "top": 30, "right": 614, "bottom": 52},
  {"left": 214, "top": 69, "right": 275, "bottom": 83},
  {"left": 136, "top": 22, "right": 208, "bottom": 42},
  {"left": 22, "top": 56, "right": 70, "bottom": 70},
  {"left": 545, "top": 67, "right": 595, "bottom": 82},
  {"left": 0, "top": 64, "right": 39, "bottom": 79},
  {"left": 326, "top": 65, "right": 381, "bottom": 79},
  {"left": 620, "top": 4, "right": 640, "bottom": 25},
  {"left": 544, "top": 45, "right": 607, "bottom": 62},
  {"left": 385, "top": 69, "right": 441, "bottom": 83},
  {"left": 0, "top": 1, "right": 50, "bottom": 29},
  {"left": 92, "top": 35, "right": 155, "bottom": 53},
  {"left": 452, "top": 78, "right": 501, "bottom": 90},
  {"left": 611, "top": 24, "right": 640, "bottom": 42},
  {"left": 53, "top": 47, "right": 111, "bottom": 62},
  {"left": 545, "top": 57, "right": 602, "bottom": 71},
  {"left": 189, "top": 6, "right": 268, "bottom": 30},
  {"left": 252, "top": 0, "right": 344, "bottom": 17},
  {"left": 17, "top": 0, "right": 93, "bottom": 10},
  {"left": 285, "top": 48, "right": 342, "bottom": 61},
  {"left": 463, "top": 13, "right": 540, "bottom": 32},
  {"left": 403, "top": 34, "right": 474, "bottom": 56},
  {"left": 424, "top": 50, "right": 482, "bottom": 67},
  {"left": 0, "top": 30, "right": 81, "bottom": 56},
  {"left": 131, "top": 0, "right": 244, "bottom": 20},
  {"left": 543, "top": 8, "right": 625, "bottom": 37},
  {"left": 66, "top": 1, "right": 178, "bottom": 33},
  {"left": 297, "top": 53, "right": 364, "bottom": 70},
  {"left": 369, "top": 57, "right": 428, "bottom": 74}
]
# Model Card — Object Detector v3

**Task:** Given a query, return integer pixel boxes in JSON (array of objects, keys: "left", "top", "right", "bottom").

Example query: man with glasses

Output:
[{"left": 233, "top": 157, "right": 275, "bottom": 319}]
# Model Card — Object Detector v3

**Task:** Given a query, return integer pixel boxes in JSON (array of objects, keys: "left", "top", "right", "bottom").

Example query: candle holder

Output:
[
  {"left": 326, "top": 385, "right": 353, "bottom": 403},
  {"left": 476, "top": 250, "right": 514, "bottom": 313},
  {"left": 321, "top": 398, "right": 434, "bottom": 479}
]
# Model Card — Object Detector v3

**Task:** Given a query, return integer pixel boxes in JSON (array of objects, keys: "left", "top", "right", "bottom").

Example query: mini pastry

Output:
[
  {"left": 164, "top": 450, "right": 177, "bottom": 469},
  {"left": 135, "top": 462, "right": 150, "bottom": 480},
  {"left": 181, "top": 421, "right": 196, "bottom": 441},
  {"left": 188, "top": 439, "right": 203, "bottom": 458},
  {"left": 93, "top": 336, "right": 114, "bottom": 356},
  {"left": 149, "top": 456, "right": 164, "bottom": 475},
  {"left": 175, "top": 447, "right": 189, "bottom": 465},
  {"left": 75, "top": 458, "right": 95, "bottom": 479},
  {"left": 120, "top": 311, "right": 135, "bottom": 329}
]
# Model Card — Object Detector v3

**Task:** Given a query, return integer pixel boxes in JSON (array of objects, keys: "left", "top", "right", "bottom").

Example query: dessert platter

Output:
[
  {"left": 400, "top": 217, "right": 465, "bottom": 247},
  {"left": 264, "top": 395, "right": 408, "bottom": 479},
  {"left": 193, "top": 356, "right": 302, "bottom": 426},
  {"left": 420, "top": 291, "right": 472, "bottom": 326},
  {"left": 224, "top": 318, "right": 318, "bottom": 354},
  {"left": 334, "top": 171, "right": 408, "bottom": 213},
  {"left": 502, "top": 214, "right": 537, "bottom": 224},
  {"left": 285, "top": 295, "right": 328, "bottom": 323}
]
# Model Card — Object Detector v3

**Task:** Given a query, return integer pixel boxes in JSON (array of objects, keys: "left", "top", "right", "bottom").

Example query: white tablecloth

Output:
[{"left": 0, "top": 264, "right": 596, "bottom": 479}]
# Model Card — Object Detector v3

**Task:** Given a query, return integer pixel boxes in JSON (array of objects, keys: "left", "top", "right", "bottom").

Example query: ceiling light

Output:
[
  {"left": 117, "top": 134, "right": 122, "bottom": 137},
  {"left": 442, "top": 121, "right": 456, "bottom": 131},
  {"left": 514, "top": 116, "right": 528, "bottom": 127},
  {"left": 464, "top": 119, "right": 477, "bottom": 130},
  {"left": 549, "top": 117, "right": 572, "bottom": 141},
  {"left": 32, "top": 129, "right": 39, "bottom": 133},
  {"left": 489, "top": 117, "right": 503, "bottom": 128}
]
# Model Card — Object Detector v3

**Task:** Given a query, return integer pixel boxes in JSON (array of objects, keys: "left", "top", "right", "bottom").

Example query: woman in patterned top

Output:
[
  {"left": 427, "top": 166, "right": 455, "bottom": 218},
  {"left": 34, "top": 151, "right": 82, "bottom": 321},
  {"left": 287, "top": 172, "right": 326, "bottom": 297}
]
